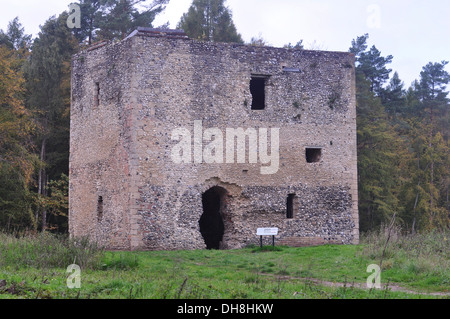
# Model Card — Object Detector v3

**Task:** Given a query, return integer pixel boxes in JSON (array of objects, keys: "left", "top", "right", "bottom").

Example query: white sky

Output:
[{"left": 1, "top": 0, "right": 449, "bottom": 87}]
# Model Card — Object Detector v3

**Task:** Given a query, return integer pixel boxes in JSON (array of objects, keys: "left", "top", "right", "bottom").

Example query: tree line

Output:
[{"left": 0, "top": 0, "right": 448, "bottom": 233}]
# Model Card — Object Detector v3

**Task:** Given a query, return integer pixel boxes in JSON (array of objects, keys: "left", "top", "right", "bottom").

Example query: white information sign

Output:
[{"left": 257, "top": 228, "right": 279, "bottom": 236}]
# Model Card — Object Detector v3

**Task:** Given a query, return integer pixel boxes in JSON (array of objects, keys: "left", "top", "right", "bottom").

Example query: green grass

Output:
[
  {"left": 360, "top": 228, "right": 449, "bottom": 292},
  {"left": 0, "top": 231, "right": 448, "bottom": 299}
]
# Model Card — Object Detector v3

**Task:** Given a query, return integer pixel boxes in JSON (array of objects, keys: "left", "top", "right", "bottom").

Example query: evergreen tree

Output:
[
  {"left": 0, "top": 17, "right": 32, "bottom": 50},
  {"left": 178, "top": 0, "right": 243, "bottom": 43},
  {"left": 24, "top": 13, "right": 79, "bottom": 231},
  {"left": 72, "top": 0, "right": 103, "bottom": 45},
  {"left": 349, "top": 34, "right": 393, "bottom": 96},
  {"left": 416, "top": 61, "right": 449, "bottom": 228},
  {"left": 349, "top": 33, "right": 369, "bottom": 59},
  {"left": 418, "top": 61, "right": 449, "bottom": 140},
  {"left": 383, "top": 71, "right": 406, "bottom": 115},
  {"left": 96, "top": 0, "right": 169, "bottom": 41}
]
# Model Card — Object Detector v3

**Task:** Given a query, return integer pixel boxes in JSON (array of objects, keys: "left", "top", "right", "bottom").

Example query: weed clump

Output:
[{"left": 0, "top": 231, "right": 103, "bottom": 270}]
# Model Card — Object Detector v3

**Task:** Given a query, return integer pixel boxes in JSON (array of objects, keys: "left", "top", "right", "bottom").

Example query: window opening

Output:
[
  {"left": 97, "top": 196, "right": 103, "bottom": 222},
  {"left": 306, "top": 148, "right": 322, "bottom": 163},
  {"left": 286, "top": 194, "right": 296, "bottom": 219},
  {"left": 94, "top": 82, "right": 100, "bottom": 106},
  {"left": 250, "top": 77, "right": 266, "bottom": 110}
]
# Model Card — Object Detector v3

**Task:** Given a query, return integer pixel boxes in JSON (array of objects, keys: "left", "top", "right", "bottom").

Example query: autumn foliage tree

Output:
[{"left": 0, "top": 44, "right": 38, "bottom": 230}]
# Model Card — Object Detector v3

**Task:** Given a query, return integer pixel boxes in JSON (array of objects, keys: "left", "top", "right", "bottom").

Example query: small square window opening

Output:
[{"left": 306, "top": 148, "right": 322, "bottom": 163}]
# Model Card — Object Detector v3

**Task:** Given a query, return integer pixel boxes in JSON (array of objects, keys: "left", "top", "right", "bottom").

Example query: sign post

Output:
[{"left": 256, "top": 228, "right": 278, "bottom": 248}]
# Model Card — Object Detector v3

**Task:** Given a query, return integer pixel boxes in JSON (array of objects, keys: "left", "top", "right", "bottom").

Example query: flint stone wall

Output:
[{"left": 69, "top": 30, "right": 359, "bottom": 250}]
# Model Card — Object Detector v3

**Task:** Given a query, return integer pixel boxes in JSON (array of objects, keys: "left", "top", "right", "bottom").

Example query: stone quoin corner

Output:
[{"left": 69, "top": 27, "right": 359, "bottom": 251}]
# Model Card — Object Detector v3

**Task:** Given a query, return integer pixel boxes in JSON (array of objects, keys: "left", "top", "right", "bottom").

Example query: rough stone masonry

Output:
[{"left": 69, "top": 27, "right": 359, "bottom": 250}]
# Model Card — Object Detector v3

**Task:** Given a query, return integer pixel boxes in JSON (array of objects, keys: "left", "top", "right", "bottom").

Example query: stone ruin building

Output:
[{"left": 69, "top": 27, "right": 359, "bottom": 250}]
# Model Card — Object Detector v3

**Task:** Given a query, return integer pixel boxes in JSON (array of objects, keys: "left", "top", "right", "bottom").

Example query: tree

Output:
[
  {"left": 0, "top": 17, "right": 32, "bottom": 50},
  {"left": 419, "top": 61, "right": 450, "bottom": 102},
  {"left": 177, "top": 0, "right": 243, "bottom": 43},
  {"left": 355, "top": 71, "right": 403, "bottom": 231},
  {"left": 417, "top": 61, "right": 450, "bottom": 227},
  {"left": 418, "top": 61, "right": 449, "bottom": 140},
  {"left": 96, "top": 0, "right": 169, "bottom": 41},
  {"left": 0, "top": 45, "right": 38, "bottom": 231},
  {"left": 349, "top": 34, "right": 393, "bottom": 96},
  {"left": 43, "top": 173, "right": 69, "bottom": 232},
  {"left": 24, "top": 13, "right": 79, "bottom": 231},
  {"left": 400, "top": 119, "right": 449, "bottom": 232},
  {"left": 349, "top": 33, "right": 369, "bottom": 59},
  {"left": 359, "top": 46, "right": 393, "bottom": 95},
  {"left": 72, "top": 0, "right": 103, "bottom": 45},
  {"left": 351, "top": 34, "right": 449, "bottom": 233},
  {"left": 383, "top": 71, "right": 406, "bottom": 115}
]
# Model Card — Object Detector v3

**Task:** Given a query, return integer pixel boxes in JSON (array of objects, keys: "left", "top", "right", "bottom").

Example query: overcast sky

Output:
[{"left": 1, "top": 0, "right": 449, "bottom": 87}]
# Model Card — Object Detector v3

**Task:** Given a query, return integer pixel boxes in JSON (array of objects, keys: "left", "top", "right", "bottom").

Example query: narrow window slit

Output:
[
  {"left": 94, "top": 82, "right": 100, "bottom": 106},
  {"left": 250, "top": 76, "right": 266, "bottom": 110},
  {"left": 97, "top": 196, "right": 103, "bottom": 222},
  {"left": 286, "top": 194, "right": 296, "bottom": 219}
]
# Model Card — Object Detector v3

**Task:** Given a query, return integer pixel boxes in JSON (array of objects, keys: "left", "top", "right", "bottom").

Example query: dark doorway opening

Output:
[
  {"left": 200, "top": 187, "right": 226, "bottom": 249},
  {"left": 250, "top": 77, "right": 266, "bottom": 110}
]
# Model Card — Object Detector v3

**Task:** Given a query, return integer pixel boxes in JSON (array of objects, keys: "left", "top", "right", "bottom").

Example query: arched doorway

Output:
[{"left": 199, "top": 186, "right": 226, "bottom": 249}]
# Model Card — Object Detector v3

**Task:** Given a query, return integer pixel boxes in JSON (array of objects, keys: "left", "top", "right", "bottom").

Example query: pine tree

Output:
[
  {"left": 177, "top": 0, "right": 243, "bottom": 43},
  {"left": 417, "top": 61, "right": 450, "bottom": 228},
  {"left": 72, "top": 0, "right": 103, "bottom": 45},
  {"left": 418, "top": 61, "right": 449, "bottom": 140},
  {"left": 24, "top": 13, "right": 79, "bottom": 231},
  {"left": 349, "top": 34, "right": 393, "bottom": 96},
  {"left": 383, "top": 71, "right": 406, "bottom": 115},
  {"left": 96, "top": 0, "right": 168, "bottom": 41},
  {"left": 0, "top": 17, "right": 32, "bottom": 50}
]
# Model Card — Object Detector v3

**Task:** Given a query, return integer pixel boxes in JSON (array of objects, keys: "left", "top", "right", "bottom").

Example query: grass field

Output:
[{"left": 0, "top": 230, "right": 448, "bottom": 299}]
